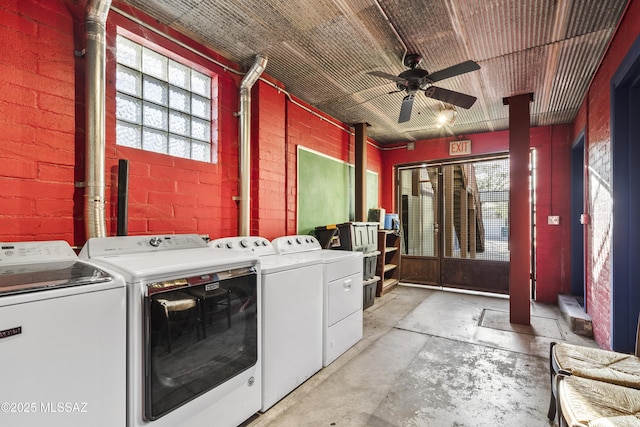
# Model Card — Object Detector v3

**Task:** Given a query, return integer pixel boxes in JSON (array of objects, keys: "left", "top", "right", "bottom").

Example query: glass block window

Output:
[{"left": 115, "top": 35, "right": 214, "bottom": 162}]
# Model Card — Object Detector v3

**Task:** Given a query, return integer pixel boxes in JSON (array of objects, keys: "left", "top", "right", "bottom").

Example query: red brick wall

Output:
[
  {"left": 251, "top": 80, "right": 287, "bottom": 238},
  {"left": 380, "top": 125, "right": 572, "bottom": 304},
  {"left": 0, "top": 0, "right": 78, "bottom": 243},
  {"left": 569, "top": 0, "right": 640, "bottom": 349},
  {"left": 0, "top": 1, "right": 382, "bottom": 246}
]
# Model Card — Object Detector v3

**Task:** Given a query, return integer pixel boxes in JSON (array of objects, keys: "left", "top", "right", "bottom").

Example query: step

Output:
[{"left": 558, "top": 294, "right": 593, "bottom": 338}]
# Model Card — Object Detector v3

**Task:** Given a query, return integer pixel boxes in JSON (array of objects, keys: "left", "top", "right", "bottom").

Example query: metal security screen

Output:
[{"left": 443, "top": 158, "right": 510, "bottom": 262}]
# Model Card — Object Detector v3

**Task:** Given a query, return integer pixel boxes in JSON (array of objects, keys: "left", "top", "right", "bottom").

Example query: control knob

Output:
[{"left": 149, "top": 237, "right": 162, "bottom": 247}]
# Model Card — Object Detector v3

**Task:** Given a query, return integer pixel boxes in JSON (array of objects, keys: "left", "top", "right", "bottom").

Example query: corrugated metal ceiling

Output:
[{"left": 118, "top": 0, "right": 629, "bottom": 144}]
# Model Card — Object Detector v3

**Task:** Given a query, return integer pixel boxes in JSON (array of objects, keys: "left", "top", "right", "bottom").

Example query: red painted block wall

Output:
[
  {"left": 0, "top": 0, "right": 79, "bottom": 243},
  {"left": 532, "top": 126, "right": 572, "bottom": 302},
  {"left": 0, "top": 1, "right": 246, "bottom": 245},
  {"left": 251, "top": 80, "right": 287, "bottom": 239},
  {"left": 0, "top": 1, "right": 383, "bottom": 247}
]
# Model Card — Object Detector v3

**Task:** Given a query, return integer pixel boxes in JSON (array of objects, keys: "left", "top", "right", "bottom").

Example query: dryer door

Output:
[{"left": 144, "top": 267, "right": 258, "bottom": 420}]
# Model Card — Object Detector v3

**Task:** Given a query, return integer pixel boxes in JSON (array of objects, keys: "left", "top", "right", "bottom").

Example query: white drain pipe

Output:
[
  {"left": 238, "top": 55, "right": 267, "bottom": 236},
  {"left": 84, "top": 0, "right": 111, "bottom": 238}
]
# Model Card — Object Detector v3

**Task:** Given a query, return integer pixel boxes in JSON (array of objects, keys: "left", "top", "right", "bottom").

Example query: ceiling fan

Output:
[{"left": 367, "top": 54, "right": 481, "bottom": 123}]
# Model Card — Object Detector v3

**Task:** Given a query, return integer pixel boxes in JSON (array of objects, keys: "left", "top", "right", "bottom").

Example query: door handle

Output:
[{"left": 343, "top": 279, "right": 352, "bottom": 291}]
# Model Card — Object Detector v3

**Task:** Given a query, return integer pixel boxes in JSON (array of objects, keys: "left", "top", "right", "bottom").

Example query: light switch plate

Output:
[{"left": 548, "top": 215, "right": 560, "bottom": 225}]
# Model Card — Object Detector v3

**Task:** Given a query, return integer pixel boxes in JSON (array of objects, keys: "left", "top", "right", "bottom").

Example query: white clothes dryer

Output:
[
  {"left": 0, "top": 240, "right": 126, "bottom": 427},
  {"left": 79, "top": 234, "right": 260, "bottom": 427},
  {"left": 210, "top": 237, "right": 323, "bottom": 412},
  {"left": 272, "top": 235, "right": 363, "bottom": 367}
]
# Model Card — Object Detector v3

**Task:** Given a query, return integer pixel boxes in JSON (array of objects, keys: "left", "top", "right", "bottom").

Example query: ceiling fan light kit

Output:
[
  {"left": 367, "top": 54, "right": 480, "bottom": 124},
  {"left": 437, "top": 107, "right": 457, "bottom": 128}
]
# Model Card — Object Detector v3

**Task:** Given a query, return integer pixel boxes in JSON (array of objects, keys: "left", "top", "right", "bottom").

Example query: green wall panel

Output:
[{"left": 297, "top": 147, "right": 378, "bottom": 235}]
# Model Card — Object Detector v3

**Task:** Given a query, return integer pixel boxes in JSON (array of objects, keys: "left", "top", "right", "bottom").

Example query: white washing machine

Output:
[
  {"left": 79, "top": 234, "right": 260, "bottom": 427},
  {"left": 0, "top": 240, "right": 126, "bottom": 427},
  {"left": 210, "top": 236, "right": 323, "bottom": 411},
  {"left": 272, "top": 235, "right": 363, "bottom": 367}
]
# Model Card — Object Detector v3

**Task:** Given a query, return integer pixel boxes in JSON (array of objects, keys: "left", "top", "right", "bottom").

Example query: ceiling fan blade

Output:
[
  {"left": 426, "top": 60, "right": 480, "bottom": 83},
  {"left": 367, "top": 70, "right": 407, "bottom": 83},
  {"left": 398, "top": 95, "right": 415, "bottom": 123},
  {"left": 424, "top": 86, "right": 477, "bottom": 109}
]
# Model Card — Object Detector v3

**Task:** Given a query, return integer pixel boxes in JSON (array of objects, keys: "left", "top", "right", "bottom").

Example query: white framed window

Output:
[{"left": 115, "top": 35, "right": 214, "bottom": 163}]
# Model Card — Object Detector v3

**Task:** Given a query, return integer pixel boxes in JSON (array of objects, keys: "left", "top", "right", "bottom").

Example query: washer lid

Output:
[
  {"left": 0, "top": 261, "right": 113, "bottom": 296},
  {"left": 0, "top": 241, "right": 114, "bottom": 296}
]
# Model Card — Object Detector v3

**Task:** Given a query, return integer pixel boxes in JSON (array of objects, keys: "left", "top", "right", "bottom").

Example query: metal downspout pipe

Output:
[
  {"left": 238, "top": 55, "right": 267, "bottom": 236},
  {"left": 84, "top": 0, "right": 111, "bottom": 239}
]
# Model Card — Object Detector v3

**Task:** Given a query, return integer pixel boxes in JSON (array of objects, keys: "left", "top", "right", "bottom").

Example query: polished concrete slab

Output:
[{"left": 243, "top": 284, "right": 597, "bottom": 427}]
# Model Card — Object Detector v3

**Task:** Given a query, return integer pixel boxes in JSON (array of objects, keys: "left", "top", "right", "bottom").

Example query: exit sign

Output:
[{"left": 449, "top": 140, "right": 471, "bottom": 156}]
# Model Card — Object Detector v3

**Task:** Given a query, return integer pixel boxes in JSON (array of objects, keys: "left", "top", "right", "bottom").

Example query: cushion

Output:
[
  {"left": 554, "top": 343, "right": 640, "bottom": 389},
  {"left": 155, "top": 292, "right": 197, "bottom": 313},
  {"left": 558, "top": 375, "right": 640, "bottom": 426}
]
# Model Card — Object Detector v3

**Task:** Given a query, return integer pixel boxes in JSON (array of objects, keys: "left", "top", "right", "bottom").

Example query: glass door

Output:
[
  {"left": 398, "top": 165, "right": 441, "bottom": 285},
  {"left": 398, "top": 156, "right": 511, "bottom": 294}
]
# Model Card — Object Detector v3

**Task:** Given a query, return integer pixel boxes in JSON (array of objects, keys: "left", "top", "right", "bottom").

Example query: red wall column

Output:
[{"left": 505, "top": 93, "right": 533, "bottom": 325}]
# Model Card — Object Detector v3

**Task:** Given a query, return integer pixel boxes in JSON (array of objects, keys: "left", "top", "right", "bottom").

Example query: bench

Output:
[{"left": 547, "top": 315, "right": 640, "bottom": 426}]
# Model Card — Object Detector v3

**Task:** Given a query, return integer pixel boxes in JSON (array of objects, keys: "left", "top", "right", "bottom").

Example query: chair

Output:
[
  {"left": 153, "top": 291, "right": 199, "bottom": 353},
  {"left": 188, "top": 286, "right": 231, "bottom": 338},
  {"left": 547, "top": 314, "right": 640, "bottom": 425}
]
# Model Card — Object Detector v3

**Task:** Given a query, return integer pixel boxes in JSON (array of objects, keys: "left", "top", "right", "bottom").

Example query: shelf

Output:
[
  {"left": 382, "top": 278, "right": 398, "bottom": 288},
  {"left": 383, "top": 263, "right": 397, "bottom": 273},
  {"left": 376, "top": 229, "right": 400, "bottom": 297}
]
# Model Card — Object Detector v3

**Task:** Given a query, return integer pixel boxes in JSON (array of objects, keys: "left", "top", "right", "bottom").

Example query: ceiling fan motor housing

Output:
[
  {"left": 397, "top": 68, "right": 429, "bottom": 93},
  {"left": 403, "top": 53, "right": 423, "bottom": 69}
]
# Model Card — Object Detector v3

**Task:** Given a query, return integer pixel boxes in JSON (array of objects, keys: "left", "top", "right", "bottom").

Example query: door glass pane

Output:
[
  {"left": 399, "top": 166, "right": 439, "bottom": 256},
  {"left": 443, "top": 158, "right": 510, "bottom": 261}
]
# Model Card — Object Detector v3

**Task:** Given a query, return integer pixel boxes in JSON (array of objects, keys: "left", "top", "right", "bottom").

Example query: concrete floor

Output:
[{"left": 242, "top": 284, "right": 597, "bottom": 427}]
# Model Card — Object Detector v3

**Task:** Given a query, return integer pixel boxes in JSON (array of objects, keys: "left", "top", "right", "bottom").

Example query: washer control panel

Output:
[
  {"left": 0, "top": 241, "right": 77, "bottom": 265},
  {"left": 210, "top": 237, "right": 275, "bottom": 256},
  {"left": 271, "top": 235, "right": 321, "bottom": 255}
]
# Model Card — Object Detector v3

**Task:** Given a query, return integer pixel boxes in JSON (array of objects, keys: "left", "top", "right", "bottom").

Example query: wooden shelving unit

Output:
[{"left": 376, "top": 230, "right": 400, "bottom": 296}]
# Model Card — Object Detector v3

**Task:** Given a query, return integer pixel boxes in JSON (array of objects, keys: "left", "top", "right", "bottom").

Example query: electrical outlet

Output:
[{"left": 548, "top": 215, "right": 560, "bottom": 225}]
